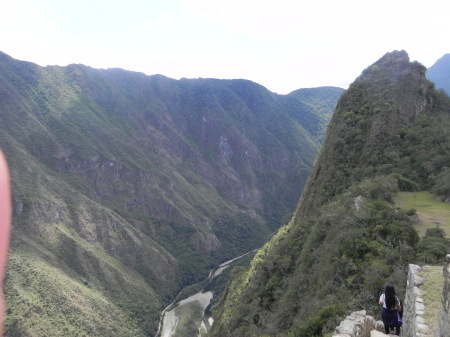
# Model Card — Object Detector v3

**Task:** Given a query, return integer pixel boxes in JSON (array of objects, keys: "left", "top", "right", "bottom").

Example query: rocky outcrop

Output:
[
  {"left": 190, "top": 231, "right": 222, "bottom": 254},
  {"left": 332, "top": 310, "right": 384, "bottom": 337}
]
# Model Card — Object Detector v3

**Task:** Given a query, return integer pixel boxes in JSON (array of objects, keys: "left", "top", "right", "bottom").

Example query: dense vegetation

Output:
[
  {"left": 212, "top": 50, "right": 450, "bottom": 336},
  {"left": 0, "top": 51, "right": 343, "bottom": 335}
]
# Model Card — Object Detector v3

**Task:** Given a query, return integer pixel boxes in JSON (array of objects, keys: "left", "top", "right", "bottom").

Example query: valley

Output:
[
  {"left": 160, "top": 292, "right": 213, "bottom": 337},
  {"left": 2, "top": 48, "right": 450, "bottom": 336},
  {"left": 158, "top": 249, "right": 257, "bottom": 337},
  {"left": 0, "top": 50, "right": 343, "bottom": 336}
]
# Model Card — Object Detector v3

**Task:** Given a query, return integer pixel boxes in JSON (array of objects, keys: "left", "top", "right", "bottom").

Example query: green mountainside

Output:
[
  {"left": 211, "top": 50, "right": 450, "bottom": 336},
  {"left": 0, "top": 51, "right": 343, "bottom": 336},
  {"left": 427, "top": 53, "right": 450, "bottom": 95}
]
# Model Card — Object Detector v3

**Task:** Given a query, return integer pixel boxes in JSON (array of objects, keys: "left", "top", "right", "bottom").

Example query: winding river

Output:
[{"left": 157, "top": 249, "right": 258, "bottom": 337}]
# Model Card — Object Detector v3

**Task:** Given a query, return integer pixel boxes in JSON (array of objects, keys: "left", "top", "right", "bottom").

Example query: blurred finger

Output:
[{"left": 0, "top": 150, "right": 11, "bottom": 335}]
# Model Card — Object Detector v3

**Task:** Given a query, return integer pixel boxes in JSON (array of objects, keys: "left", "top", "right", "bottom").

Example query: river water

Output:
[
  {"left": 157, "top": 249, "right": 258, "bottom": 337},
  {"left": 160, "top": 291, "right": 214, "bottom": 337}
]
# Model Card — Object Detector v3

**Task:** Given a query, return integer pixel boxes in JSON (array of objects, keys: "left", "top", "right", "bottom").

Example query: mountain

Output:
[
  {"left": 427, "top": 53, "right": 450, "bottom": 95},
  {"left": 211, "top": 50, "right": 450, "bottom": 336},
  {"left": 0, "top": 51, "right": 343, "bottom": 336}
]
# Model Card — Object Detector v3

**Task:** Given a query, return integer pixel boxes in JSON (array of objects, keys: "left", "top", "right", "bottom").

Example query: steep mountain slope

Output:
[
  {"left": 285, "top": 86, "right": 345, "bottom": 142},
  {"left": 427, "top": 53, "right": 450, "bottom": 95},
  {"left": 0, "top": 51, "right": 343, "bottom": 336},
  {"left": 212, "top": 50, "right": 450, "bottom": 336}
]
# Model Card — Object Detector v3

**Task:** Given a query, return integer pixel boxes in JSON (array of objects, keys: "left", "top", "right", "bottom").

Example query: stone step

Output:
[{"left": 370, "top": 331, "right": 394, "bottom": 336}]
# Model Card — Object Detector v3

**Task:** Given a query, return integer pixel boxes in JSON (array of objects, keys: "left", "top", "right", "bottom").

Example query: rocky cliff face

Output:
[{"left": 0, "top": 51, "right": 343, "bottom": 335}]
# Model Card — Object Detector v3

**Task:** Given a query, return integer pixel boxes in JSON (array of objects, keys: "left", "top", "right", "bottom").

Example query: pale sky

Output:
[{"left": 1, "top": 0, "right": 449, "bottom": 94}]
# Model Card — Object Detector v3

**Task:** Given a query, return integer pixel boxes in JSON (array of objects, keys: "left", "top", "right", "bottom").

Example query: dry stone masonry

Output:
[
  {"left": 438, "top": 255, "right": 450, "bottom": 337},
  {"left": 403, "top": 260, "right": 450, "bottom": 337},
  {"left": 332, "top": 310, "right": 384, "bottom": 337},
  {"left": 403, "top": 264, "right": 428, "bottom": 337}
]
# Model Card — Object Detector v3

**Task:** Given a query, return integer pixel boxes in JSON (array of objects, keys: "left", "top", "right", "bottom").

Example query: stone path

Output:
[
  {"left": 370, "top": 331, "right": 387, "bottom": 337},
  {"left": 370, "top": 331, "right": 401, "bottom": 336}
]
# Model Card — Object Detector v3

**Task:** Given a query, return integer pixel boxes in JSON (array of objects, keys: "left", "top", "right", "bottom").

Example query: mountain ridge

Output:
[
  {"left": 296, "top": 50, "right": 435, "bottom": 219},
  {"left": 0, "top": 51, "right": 343, "bottom": 336},
  {"left": 211, "top": 50, "right": 450, "bottom": 337},
  {"left": 427, "top": 53, "right": 450, "bottom": 95}
]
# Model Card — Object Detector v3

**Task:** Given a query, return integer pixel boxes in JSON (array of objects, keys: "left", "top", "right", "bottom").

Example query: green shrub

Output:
[
  {"left": 290, "top": 305, "right": 345, "bottom": 337},
  {"left": 415, "top": 226, "right": 450, "bottom": 264},
  {"left": 432, "top": 167, "right": 450, "bottom": 200},
  {"left": 425, "top": 226, "right": 446, "bottom": 238}
]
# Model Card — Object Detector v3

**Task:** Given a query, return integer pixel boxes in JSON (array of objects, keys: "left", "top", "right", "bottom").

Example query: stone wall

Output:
[
  {"left": 332, "top": 310, "right": 384, "bottom": 337},
  {"left": 334, "top": 258, "right": 450, "bottom": 337},
  {"left": 403, "top": 264, "right": 427, "bottom": 337},
  {"left": 403, "top": 261, "right": 450, "bottom": 337},
  {"left": 437, "top": 255, "right": 450, "bottom": 337}
]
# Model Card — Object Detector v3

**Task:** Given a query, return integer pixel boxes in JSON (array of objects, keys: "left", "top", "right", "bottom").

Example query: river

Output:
[{"left": 157, "top": 249, "right": 258, "bottom": 337}]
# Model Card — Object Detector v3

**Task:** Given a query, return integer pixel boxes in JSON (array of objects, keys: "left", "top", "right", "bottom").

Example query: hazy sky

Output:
[{"left": 1, "top": 0, "right": 448, "bottom": 94}]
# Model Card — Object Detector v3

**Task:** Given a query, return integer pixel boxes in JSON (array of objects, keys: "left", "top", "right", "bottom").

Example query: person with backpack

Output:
[{"left": 378, "top": 285, "right": 402, "bottom": 335}]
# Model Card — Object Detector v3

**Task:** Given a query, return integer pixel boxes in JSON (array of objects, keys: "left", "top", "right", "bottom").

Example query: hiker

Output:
[{"left": 378, "top": 285, "right": 402, "bottom": 335}]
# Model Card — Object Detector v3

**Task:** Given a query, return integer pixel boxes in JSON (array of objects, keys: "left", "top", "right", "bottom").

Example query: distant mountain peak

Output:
[
  {"left": 369, "top": 49, "right": 409, "bottom": 66},
  {"left": 430, "top": 53, "right": 450, "bottom": 65},
  {"left": 427, "top": 53, "right": 450, "bottom": 95}
]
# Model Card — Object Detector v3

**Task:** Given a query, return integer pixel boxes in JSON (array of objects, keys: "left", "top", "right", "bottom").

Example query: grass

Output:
[
  {"left": 394, "top": 192, "right": 447, "bottom": 336},
  {"left": 418, "top": 266, "right": 443, "bottom": 337},
  {"left": 394, "top": 191, "right": 450, "bottom": 237}
]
